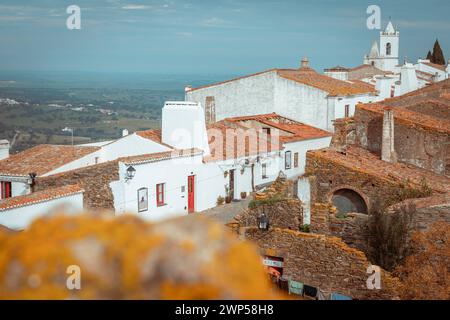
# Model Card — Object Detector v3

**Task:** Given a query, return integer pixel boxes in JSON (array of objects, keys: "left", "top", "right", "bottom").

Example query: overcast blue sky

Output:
[{"left": 0, "top": 0, "right": 449, "bottom": 75}]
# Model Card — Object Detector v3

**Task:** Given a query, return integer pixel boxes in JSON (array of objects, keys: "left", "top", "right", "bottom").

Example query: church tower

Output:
[{"left": 379, "top": 21, "right": 399, "bottom": 72}]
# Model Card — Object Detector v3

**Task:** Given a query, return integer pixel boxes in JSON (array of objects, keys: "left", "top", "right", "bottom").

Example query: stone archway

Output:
[{"left": 331, "top": 188, "right": 368, "bottom": 215}]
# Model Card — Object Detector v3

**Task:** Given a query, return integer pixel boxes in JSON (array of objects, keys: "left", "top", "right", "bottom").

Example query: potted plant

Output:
[
  {"left": 240, "top": 192, "right": 247, "bottom": 199},
  {"left": 216, "top": 196, "right": 225, "bottom": 206}
]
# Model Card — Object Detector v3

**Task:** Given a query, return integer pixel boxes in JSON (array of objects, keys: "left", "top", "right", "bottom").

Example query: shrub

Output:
[{"left": 216, "top": 196, "right": 225, "bottom": 206}]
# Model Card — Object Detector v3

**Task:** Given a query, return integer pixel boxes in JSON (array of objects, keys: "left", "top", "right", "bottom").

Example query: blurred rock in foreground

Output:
[{"left": 0, "top": 213, "right": 274, "bottom": 299}]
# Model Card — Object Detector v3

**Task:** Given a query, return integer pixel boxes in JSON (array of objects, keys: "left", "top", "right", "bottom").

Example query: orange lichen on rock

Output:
[{"left": 0, "top": 213, "right": 276, "bottom": 299}]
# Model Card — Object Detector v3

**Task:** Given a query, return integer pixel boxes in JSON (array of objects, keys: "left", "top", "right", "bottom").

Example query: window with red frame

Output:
[
  {"left": 156, "top": 183, "right": 166, "bottom": 206},
  {"left": 1, "top": 181, "right": 12, "bottom": 199}
]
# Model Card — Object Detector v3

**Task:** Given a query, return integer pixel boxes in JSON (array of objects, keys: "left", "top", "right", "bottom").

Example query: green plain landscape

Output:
[{"left": 0, "top": 71, "right": 229, "bottom": 152}]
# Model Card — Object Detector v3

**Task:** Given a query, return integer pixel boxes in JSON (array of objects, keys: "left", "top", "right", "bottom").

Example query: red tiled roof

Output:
[
  {"left": 224, "top": 113, "right": 332, "bottom": 143},
  {"left": 188, "top": 67, "right": 377, "bottom": 96},
  {"left": 205, "top": 121, "right": 282, "bottom": 162},
  {"left": 136, "top": 129, "right": 162, "bottom": 143},
  {"left": 135, "top": 129, "right": 174, "bottom": 149},
  {"left": 0, "top": 184, "right": 84, "bottom": 212},
  {"left": 119, "top": 148, "right": 203, "bottom": 165},
  {"left": 0, "top": 145, "right": 100, "bottom": 177},
  {"left": 277, "top": 68, "right": 377, "bottom": 96},
  {"left": 357, "top": 103, "right": 450, "bottom": 134},
  {"left": 308, "top": 147, "right": 450, "bottom": 194}
]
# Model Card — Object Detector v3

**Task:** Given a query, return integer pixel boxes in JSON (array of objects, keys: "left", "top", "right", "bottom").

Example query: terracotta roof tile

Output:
[
  {"left": 0, "top": 184, "right": 84, "bottom": 212},
  {"left": 308, "top": 147, "right": 450, "bottom": 194},
  {"left": 224, "top": 113, "right": 332, "bottom": 143},
  {"left": 0, "top": 145, "right": 100, "bottom": 177},
  {"left": 189, "top": 67, "right": 377, "bottom": 96},
  {"left": 357, "top": 103, "right": 450, "bottom": 134},
  {"left": 205, "top": 121, "right": 282, "bottom": 162},
  {"left": 277, "top": 69, "right": 377, "bottom": 96}
]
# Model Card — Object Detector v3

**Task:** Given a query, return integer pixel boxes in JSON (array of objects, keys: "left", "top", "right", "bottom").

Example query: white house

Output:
[
  {"left": 0, "top": 130, "right": 171, "bottom": 200},
  {"left": 0, "top": 184, "right": 84, "bottom": 230},
  {"left": 185, "top": 58, "right": 377, "bottom": 132},
  {"left": 109, "top": 102, "right": 332, "bottom": 222}
]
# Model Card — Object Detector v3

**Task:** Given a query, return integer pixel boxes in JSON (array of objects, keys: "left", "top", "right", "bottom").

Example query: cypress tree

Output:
[
  {"left": 432, "top": 39, "right": 446, "bottom": 65},
  {"left": 426, "top": 50, "right": 432, "bottom": 61}
]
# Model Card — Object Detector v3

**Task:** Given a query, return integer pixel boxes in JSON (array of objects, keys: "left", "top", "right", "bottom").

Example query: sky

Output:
[{"left": 0, "top": 0, "right": 449, "bottom": 75}]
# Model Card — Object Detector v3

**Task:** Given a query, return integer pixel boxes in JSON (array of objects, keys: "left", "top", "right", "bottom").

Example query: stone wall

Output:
[
  {"left": 234, "top": 198, "right": 303, "bottom": 231},
  {"left": 354, "top": 106, "right": 449, "bottom": 175},
  {"left": 388, "top": 194, "right": 450, "bottom": 233},
  {"left": 330, "top": 117, "right": 355, "bottom": 152},
  {"left": 305, "top": 151, "right": 428, "bottom": 212},
  {"left": 310, "top": 203, "right": 369, "bottom": 253},
  {"left": 240, "top": 227, "right": 402, "bottom": 300},
  {"left": 35, "top": 161, "right": 120, "bottom": 210}
]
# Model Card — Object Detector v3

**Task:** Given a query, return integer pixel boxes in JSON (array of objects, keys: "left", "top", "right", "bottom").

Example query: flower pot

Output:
[{"left": 225, "top": 196, "right": 232, "bottom": 203}]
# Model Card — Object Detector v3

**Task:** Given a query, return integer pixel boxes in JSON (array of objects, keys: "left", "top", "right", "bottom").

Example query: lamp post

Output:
[
  {"left": 257, "top": 213, "right": 270, "bottom": 231},
  {"left": 125, "top": 165, "right": 136, "bottom": 182}
]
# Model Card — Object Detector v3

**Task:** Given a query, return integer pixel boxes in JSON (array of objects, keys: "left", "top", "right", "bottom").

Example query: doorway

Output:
[
  {"left": 229, "top": 169, "right": 235, "bottom": 200},
  {"left": 188, "top": 175, "right": 195, "bottom": 213}
]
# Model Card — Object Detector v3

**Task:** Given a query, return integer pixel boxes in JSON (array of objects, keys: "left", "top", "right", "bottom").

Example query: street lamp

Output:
[
  {"left": 257, "top": 213, "right": 270, "bottom": 231},
  {"left": 125, "top": 166, "right": 136, "bottom": 182}
]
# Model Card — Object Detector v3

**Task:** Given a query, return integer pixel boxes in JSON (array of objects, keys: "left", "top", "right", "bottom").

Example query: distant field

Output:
[{"left": 0, "top": 86, "right": 182, "bottom": 152}]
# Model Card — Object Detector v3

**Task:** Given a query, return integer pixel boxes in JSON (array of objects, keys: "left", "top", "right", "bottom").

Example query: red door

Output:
[{"left": 188, "top": 175, "right": 195, "bottom": 213}]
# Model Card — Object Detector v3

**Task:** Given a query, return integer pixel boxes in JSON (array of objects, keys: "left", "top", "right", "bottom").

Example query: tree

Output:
[
  {"left": 395, "top": 222, "right": 450, "bottom": 300},
  {"left": 368, "top": 203, "right": 415, "bottom": 271},
  {"left": 426, "top": 50, "right": 432, "bottom": 61},
  {"left": 432, "top": 39, "right": 446, "bottom": 65}
]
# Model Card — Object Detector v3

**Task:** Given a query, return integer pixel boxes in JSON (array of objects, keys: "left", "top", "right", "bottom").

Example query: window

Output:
[
  {"left": 345, "top": 105, "right": 350, "bottom": 118},
  {"left": 137, "top": 187, "right": 148, "bottom": 212},
  {"left": 262, "top": 127, "right": 271, "bottom": 136},
  {"left": 0, "top": 181, "right": 12, "bottom": 199},
  {"left": 285, "top": 151, "right": 292, "bottom": 170},
  {"left": 386, "top": 43, "right": 391, "bottom": 56},
  {"left": 262, "top": 163, "right": 267, "bottom": 179},
  {"left": 156, "top": 183, "right": 166, "bottom": 207},
  {"left": 294, "top": 152, "right": 299, "bottom": 168}
]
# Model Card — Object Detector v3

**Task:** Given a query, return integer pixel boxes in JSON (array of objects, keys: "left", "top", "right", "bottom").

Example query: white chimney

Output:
[
  {"left": 300, "top": 57, "right": 309, "bottom": 68},
  {"left": 399, "top": 62, "right": 419, "bottom": 95},
  {"left": 161, "top": 101, "right": 210, "bottom": 155},
  {"left": 0, "top": 140, "right": 10, "bottom": 160},
  {"left": 122, "top": 129, "right": 129, "bottom": 137},
  {"left": 375, "top": 76, "right": 395, "bottom": 100}
]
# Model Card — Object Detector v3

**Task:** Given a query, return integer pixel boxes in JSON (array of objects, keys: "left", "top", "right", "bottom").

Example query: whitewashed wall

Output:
[
  {"left": 281, "top": 137, "right": 332, "bottom": 180},
  {"left": 0, "top": 192, "right": 84, "bottom": 230},
  {"left": 186, "top": 71, "right": 277, "bottom": 121},
  {"left": 46, "top": 134, "right": 171, "bottom": 176},
  {"left": 115, "top": 154, "right": 205, "bottom": 222},
  {"left": 274, "top": 76, "right": 331, "bottom": 131}
]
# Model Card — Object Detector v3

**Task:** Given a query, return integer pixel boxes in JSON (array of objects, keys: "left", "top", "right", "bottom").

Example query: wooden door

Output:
[{"left": 188, "top": 175, "right": 195, "bottom": 213}]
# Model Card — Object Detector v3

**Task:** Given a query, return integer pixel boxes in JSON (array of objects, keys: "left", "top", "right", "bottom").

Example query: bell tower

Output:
[{"left": 379, "top": 21, "right": 399, "bottom": 72}]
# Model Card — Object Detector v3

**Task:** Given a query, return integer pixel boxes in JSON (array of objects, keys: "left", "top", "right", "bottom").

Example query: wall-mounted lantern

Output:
[
  {"left": 125, "top": 165, "right": 136, "bottom": 182},
  {"left": 257, "top": 213, "right": 270, "bottom": 231}
]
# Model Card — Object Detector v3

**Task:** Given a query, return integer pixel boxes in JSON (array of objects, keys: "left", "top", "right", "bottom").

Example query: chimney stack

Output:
[
  {"left": 0, "top": 140, "right": 10, "bottom": 160},
  {"left": 300, "top": 57, "right": 309, "bottom": 69},
  {"left": 381, "top": 108, "right": 396, "bottom": 163},
  {"left": 205, "top": 96, "right": 216, "bottom": 125}
]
